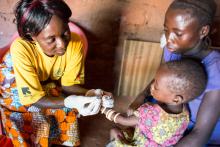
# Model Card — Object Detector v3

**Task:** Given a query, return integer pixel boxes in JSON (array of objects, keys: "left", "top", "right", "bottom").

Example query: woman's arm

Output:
[
  {"left": 34, "top": 85, "right": 113, "bottom": 109},
  {"left": 62, "top": 84, "right": 88, "bottom": 95},
  {"left": 175, "top": 90, "right": 220, "bottom": 147},
  {"left": 62, "top": 85, "right": 113, "bottom": 98},
  {"left": 33, "top": 95, "right": 65, "bottom": 109}
]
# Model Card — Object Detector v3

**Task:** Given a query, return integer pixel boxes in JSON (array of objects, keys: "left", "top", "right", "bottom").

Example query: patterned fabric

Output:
[
  {"left": 138, "top": 103, "right": 189, "bottom": 146},
  {"left": 109, "top": 103, "right": 189, "bottom": 147},
  {"left": 107, "top": 128, "right": 145, "bottom": 147},
  {"left": 0, "top": 52, "right": 80, "bottom": 147},
  {"left": 1, "top": 107, "right": 80, "bottom": 147},
  {"left": 0, "top": 52, "right": 26, "bottom": 112}
]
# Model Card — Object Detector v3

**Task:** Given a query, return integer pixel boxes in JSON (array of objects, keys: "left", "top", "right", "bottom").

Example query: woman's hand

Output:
[
  {"left": 64, "top": 95, "right": 101, "bottom": 116},
  {"left": 102, "top": 90, "right": 113, "bottom": 98},
  {"left": 85, "top": 89, "right": 113, "bottom": 97},
  {"left": 85, "top": 89, "right": 114, "bottom": 108},
  {"left": 85, "top": 89, "right": 98, "bottom": 97}
]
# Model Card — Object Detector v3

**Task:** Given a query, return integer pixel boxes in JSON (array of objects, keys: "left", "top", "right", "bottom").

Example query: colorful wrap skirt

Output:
[{"left": 0, "top": 52, "right": 80, "bottom": 147}]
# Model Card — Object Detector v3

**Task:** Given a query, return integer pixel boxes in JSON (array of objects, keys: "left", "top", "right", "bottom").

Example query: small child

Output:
[{"left": 102, "top": 58, "right": 207, "bottom": 147}]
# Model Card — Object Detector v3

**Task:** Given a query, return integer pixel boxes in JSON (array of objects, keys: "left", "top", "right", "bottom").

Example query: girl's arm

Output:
[
  {"left": 102, "top": 108, "right": 138, "bottom": 127},
  {"left": 115, "top": 114, "right": 138, "bottom": 127}
]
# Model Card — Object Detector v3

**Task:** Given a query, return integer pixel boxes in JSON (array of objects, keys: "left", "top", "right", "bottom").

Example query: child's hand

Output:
[
  {"left": 127, "top": 107, "right": 134, "bottom": 116},
  {"left": 110, "top": 128, "right": 125, "bottom": 141}
]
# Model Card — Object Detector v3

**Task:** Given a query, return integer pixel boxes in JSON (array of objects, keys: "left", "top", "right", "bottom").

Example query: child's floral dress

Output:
[{"left": 109, "top": 102, "right": 189, "bottom": 147}]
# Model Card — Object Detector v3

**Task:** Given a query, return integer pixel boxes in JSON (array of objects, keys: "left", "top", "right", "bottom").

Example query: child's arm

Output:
[
  {"left": 115, "top": 114, "right": 138, "bottom": 127},
  {"left": 101, "top": 108, "right": 138, "bottom": 127}
]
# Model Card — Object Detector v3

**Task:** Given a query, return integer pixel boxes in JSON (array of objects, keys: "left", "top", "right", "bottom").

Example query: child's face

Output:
[
  {"left": 164, "top": 8, "right": 201, "bottom": 54},
  {"left": 150, "top": 66, "right": 176, "bottom": 104}
]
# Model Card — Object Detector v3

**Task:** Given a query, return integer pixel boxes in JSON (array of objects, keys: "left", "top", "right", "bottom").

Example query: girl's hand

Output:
[
  {"left": 110, "top": 128, "right": 125, "bottom": 141},
  {"left": 126, "top": 107, "right": 135, "bottom": 116},
  {"left": 85, "top": 89, "right": 114, "bottom": 108}
]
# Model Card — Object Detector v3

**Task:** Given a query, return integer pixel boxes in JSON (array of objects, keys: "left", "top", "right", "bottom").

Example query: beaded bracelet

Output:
[
  {"left": 101, "top": 107, "right": 107, "bottom": 114},
  {"left": 106, "top": 109, "right": 112, "bottom": 120},
  {"left": 105, "top": 109, "right": 112, "bottom": 118},
  {"left": 113, "top": 113, "right": 121, "bottom": 123},
  {"left": 107, "top": 110, "right": 115, "bottom": 121}
]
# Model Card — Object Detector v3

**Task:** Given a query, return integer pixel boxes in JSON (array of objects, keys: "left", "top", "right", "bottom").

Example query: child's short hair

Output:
[{"left": 163, "top": 58, "right": 207, "bottom": 101}]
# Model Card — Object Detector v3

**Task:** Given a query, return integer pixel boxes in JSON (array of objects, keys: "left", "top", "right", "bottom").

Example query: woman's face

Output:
[
  {"left": 164, "top": 8, "right": 202, "bottom": 54},
  {"left": 32, "top": 15, "right": 71, "bottom": 57}
]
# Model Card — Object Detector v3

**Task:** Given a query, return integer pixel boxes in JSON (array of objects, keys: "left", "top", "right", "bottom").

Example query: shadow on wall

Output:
[
  {"left": 71, "top": 6, "right": 123, "bottom": 93},
  {"left": 210, "top": 17, "right": 220, "bottom": 48}
]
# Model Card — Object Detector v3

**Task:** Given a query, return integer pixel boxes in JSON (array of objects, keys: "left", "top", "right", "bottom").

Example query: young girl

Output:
[
  {"left": 103, "top": 59, "right": 207, "bottom": 146},
  {"left": 129, "top": 0, "right": 220, "bottom": 145}
]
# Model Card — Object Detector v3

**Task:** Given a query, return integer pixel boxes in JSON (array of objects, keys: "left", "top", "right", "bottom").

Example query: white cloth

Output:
[
  {"left": 64, "top": 95, "right": 101, "bottom": 116},
  {"left": 102, "top": 95, "right": 114, "bottom": 108}
]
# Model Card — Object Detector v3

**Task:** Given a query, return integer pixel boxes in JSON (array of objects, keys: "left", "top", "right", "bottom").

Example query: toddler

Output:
[{"left": 102, "top": 58, "right": 207, "bottom": 146}]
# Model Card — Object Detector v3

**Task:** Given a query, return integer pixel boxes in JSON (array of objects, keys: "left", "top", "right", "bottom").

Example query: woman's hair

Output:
[
  {"left": 14, "top": 0, "right": 72, "bottom": 41},
  {"left": 167, "top": 0, "right": 216, "bottom": 27},
  {"left": 164, "top": 58, "right": 207, "bottom": 101}
]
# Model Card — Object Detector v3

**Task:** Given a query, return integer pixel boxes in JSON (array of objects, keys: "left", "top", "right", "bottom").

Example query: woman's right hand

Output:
[{"left": 64, "top": 95, "right": 101, "bottom": 116}]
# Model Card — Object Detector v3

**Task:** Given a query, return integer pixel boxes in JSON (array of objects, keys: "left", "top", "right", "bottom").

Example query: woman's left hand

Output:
[
  {"left": 85, "top": 89, "right": 113, "bottom": 97},
  {"left": 85, "top": 89, "right": 114, "bottom": 108},
  {"left": 64, "top": 95, "right": 102, "bottom": 116}
]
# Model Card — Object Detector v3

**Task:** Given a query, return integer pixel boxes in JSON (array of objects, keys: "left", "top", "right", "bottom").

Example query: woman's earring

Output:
[{"left": 160, "top": 33, "right": 166, "bottom": 49}]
